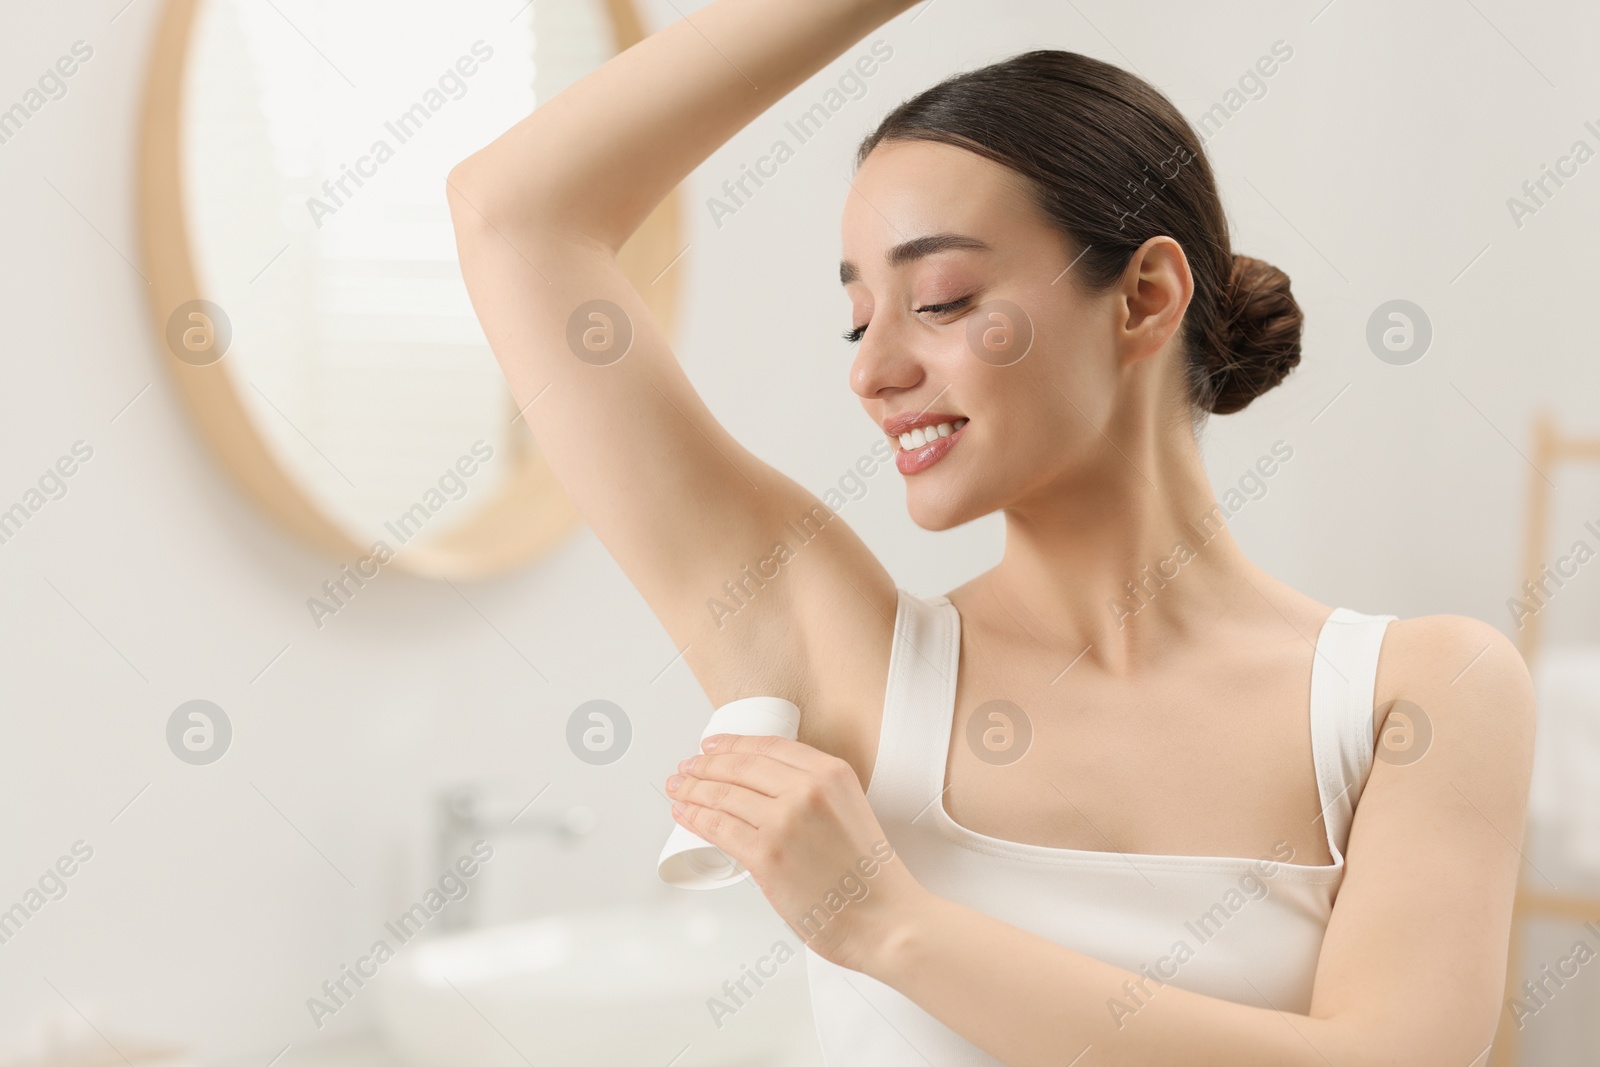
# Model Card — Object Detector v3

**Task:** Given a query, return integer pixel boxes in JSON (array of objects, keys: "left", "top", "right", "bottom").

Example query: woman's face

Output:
[{"left": 841, "top": 139, "right": 1181, "bottom": 530}]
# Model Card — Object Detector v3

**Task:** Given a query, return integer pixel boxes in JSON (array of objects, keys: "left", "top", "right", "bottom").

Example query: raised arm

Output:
[
  {"left": 451, "top": 0, "right": 913, "bottom": 247},
  {"left": 446, "top": 0, "right": 916, "bottom": 713}
]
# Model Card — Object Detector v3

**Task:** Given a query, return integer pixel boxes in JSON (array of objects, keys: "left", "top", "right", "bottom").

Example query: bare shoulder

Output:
[
  {"left": 1372, "top": 612, "right": 1537, "bottom": 759},
  {"left": 1313, "top": 611, "right": 1538, "bottom": 1051}
]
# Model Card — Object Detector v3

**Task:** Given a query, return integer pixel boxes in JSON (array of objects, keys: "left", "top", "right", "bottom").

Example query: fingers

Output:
[
  {"left": 679, "top": 748, "right": 811, "bottom": 799},
  {"left": 701, "top": 732, "right": 836, "bottom": 773},
  {"left": 671, "top": 796, "right": 758, "bottom": 860},
  {"left": 667, "top": 772, "right": 774, "bottom": 828},
  {"left": 666, "top": 736, "right": 861, "bottom": 864}
]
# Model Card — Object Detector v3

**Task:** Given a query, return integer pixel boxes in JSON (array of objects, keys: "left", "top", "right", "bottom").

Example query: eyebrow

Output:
[{"left": 839, "top": 232, "right": 992, "bottom": 285}]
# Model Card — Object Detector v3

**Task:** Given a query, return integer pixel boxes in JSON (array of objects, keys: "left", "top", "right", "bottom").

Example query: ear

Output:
[{"left": 1115, "top": 236, "right": 1193, "bottom": 367}]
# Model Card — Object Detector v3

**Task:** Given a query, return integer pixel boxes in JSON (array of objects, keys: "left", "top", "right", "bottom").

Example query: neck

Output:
[{"left": 982, "top": 425, "right": 1260, "bottom": 676}]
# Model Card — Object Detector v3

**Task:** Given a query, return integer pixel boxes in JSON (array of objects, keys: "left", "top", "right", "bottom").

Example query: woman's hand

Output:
[{"left": 665, "top": 733, "right": 926, "bottom": 973}]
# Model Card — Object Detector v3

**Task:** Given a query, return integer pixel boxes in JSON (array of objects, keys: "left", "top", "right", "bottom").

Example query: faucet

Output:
[{"left": 434, "top": 785, "right": 597, "bottom": 930}]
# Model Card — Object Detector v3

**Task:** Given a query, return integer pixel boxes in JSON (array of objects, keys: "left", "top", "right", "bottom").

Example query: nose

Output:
[{"left": 848, "top": 318, "right": 925, "bottom": 401}]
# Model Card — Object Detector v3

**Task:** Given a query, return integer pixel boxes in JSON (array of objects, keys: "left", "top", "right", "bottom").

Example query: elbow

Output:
[
  {"left": 446, "top": 148, "right": 568, "bottom": 242},
  {"left": 445, "top": 153, "right": 499, "bottom": 237}
]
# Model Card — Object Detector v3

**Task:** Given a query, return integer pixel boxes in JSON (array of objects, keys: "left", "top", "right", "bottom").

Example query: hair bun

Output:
[{"left": 1206, "top": 254, "right": 1303, "bottom": 415}]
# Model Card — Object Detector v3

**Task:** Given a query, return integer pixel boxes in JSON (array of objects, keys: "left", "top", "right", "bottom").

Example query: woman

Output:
[{"left": 446, "top": 0, "right": 1535, "bottom": 1062}]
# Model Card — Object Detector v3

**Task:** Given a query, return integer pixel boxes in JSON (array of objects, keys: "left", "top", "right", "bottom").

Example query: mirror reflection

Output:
[{"left": 180, "top": 0, "right": 616, "bottom": 549}]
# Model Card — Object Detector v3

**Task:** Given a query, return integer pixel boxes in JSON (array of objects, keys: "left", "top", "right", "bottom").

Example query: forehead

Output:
[{"left": 841, "top": 139, "right": 1044, "bottom": 270}]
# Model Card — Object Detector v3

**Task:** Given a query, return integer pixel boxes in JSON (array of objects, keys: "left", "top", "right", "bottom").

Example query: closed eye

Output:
[{"left": 841, "top": 296, "right": 975, "bottom": 345}]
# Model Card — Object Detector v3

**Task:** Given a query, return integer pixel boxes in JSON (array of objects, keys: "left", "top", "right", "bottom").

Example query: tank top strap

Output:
[
  {"left": 1309, "top": 607, "right": 1397, "bottom": 866},
  {"left": 863, "top": 588, "right": 962, "bottom": 825}
]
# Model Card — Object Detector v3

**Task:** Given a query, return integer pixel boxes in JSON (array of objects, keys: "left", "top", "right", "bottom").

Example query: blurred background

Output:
[{"left": 1, "top": 0, "right": 1597, "bottom": 1063}]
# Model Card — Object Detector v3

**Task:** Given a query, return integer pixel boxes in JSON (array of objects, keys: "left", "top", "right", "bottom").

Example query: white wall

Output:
[{"left": 1, "top": 0, "right": 1596, "bottom": 1062}]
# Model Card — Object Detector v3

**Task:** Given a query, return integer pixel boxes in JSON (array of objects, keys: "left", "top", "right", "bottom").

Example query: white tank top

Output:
[{"left": 805, "top": 587, "right": 1395, "bottom": 1064}]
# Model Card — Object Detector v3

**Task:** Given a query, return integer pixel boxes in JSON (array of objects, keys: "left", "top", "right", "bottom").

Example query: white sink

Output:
[{"left": 374, "top": 897, "right": 816, "bottom": 1067}]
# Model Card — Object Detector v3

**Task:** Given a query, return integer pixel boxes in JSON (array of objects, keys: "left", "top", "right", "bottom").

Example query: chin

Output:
[{"left": 904, "top": 483, "right": 982, "bottom": 532}]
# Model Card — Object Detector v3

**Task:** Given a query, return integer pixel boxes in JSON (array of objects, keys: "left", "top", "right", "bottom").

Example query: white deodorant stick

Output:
[{"left": 657, "top": 695, "right": 802, "bottom": 889}]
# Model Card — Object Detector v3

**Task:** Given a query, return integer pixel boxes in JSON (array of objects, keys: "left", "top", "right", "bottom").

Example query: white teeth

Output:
[{"left": 894, "top": 419, "right": 969, "bottom": 450}]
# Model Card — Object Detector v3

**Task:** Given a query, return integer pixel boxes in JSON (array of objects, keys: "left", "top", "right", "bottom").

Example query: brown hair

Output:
[{"left": 855, "top": 49, "right": 1302, "bottom": 419}]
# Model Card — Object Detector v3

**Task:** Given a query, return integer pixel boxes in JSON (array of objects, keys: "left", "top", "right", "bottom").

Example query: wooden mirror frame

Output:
[{"left": 138, "top": 0, "right": 680, "bottom": 579}]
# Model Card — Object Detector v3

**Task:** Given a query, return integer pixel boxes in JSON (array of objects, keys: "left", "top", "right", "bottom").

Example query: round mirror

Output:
[{"left": 139, "top": 0, "right": 681, "bottom": 578}]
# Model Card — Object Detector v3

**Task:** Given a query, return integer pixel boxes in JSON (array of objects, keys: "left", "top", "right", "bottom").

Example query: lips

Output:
[{"left": 883, "top": 413, "right": 969, "bottom": 475}]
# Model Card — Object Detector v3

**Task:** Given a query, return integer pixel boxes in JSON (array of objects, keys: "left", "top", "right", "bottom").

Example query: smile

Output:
[{"left": 889, "top": 417, "right": 968, "bottom": 475}]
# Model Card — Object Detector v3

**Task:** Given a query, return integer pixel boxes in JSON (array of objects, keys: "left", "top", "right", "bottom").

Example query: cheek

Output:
[
  {"left": 1020, "top": 304, "right": 1106, "bottom": 411},
  {"left": 977, "top": 336, "right": 1093, "bottom": 454}
]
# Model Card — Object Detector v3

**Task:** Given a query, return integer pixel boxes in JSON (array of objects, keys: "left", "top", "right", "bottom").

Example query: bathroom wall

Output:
[{"left": 1, "top": 0, "right": 1597, "bottom": 1062}]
